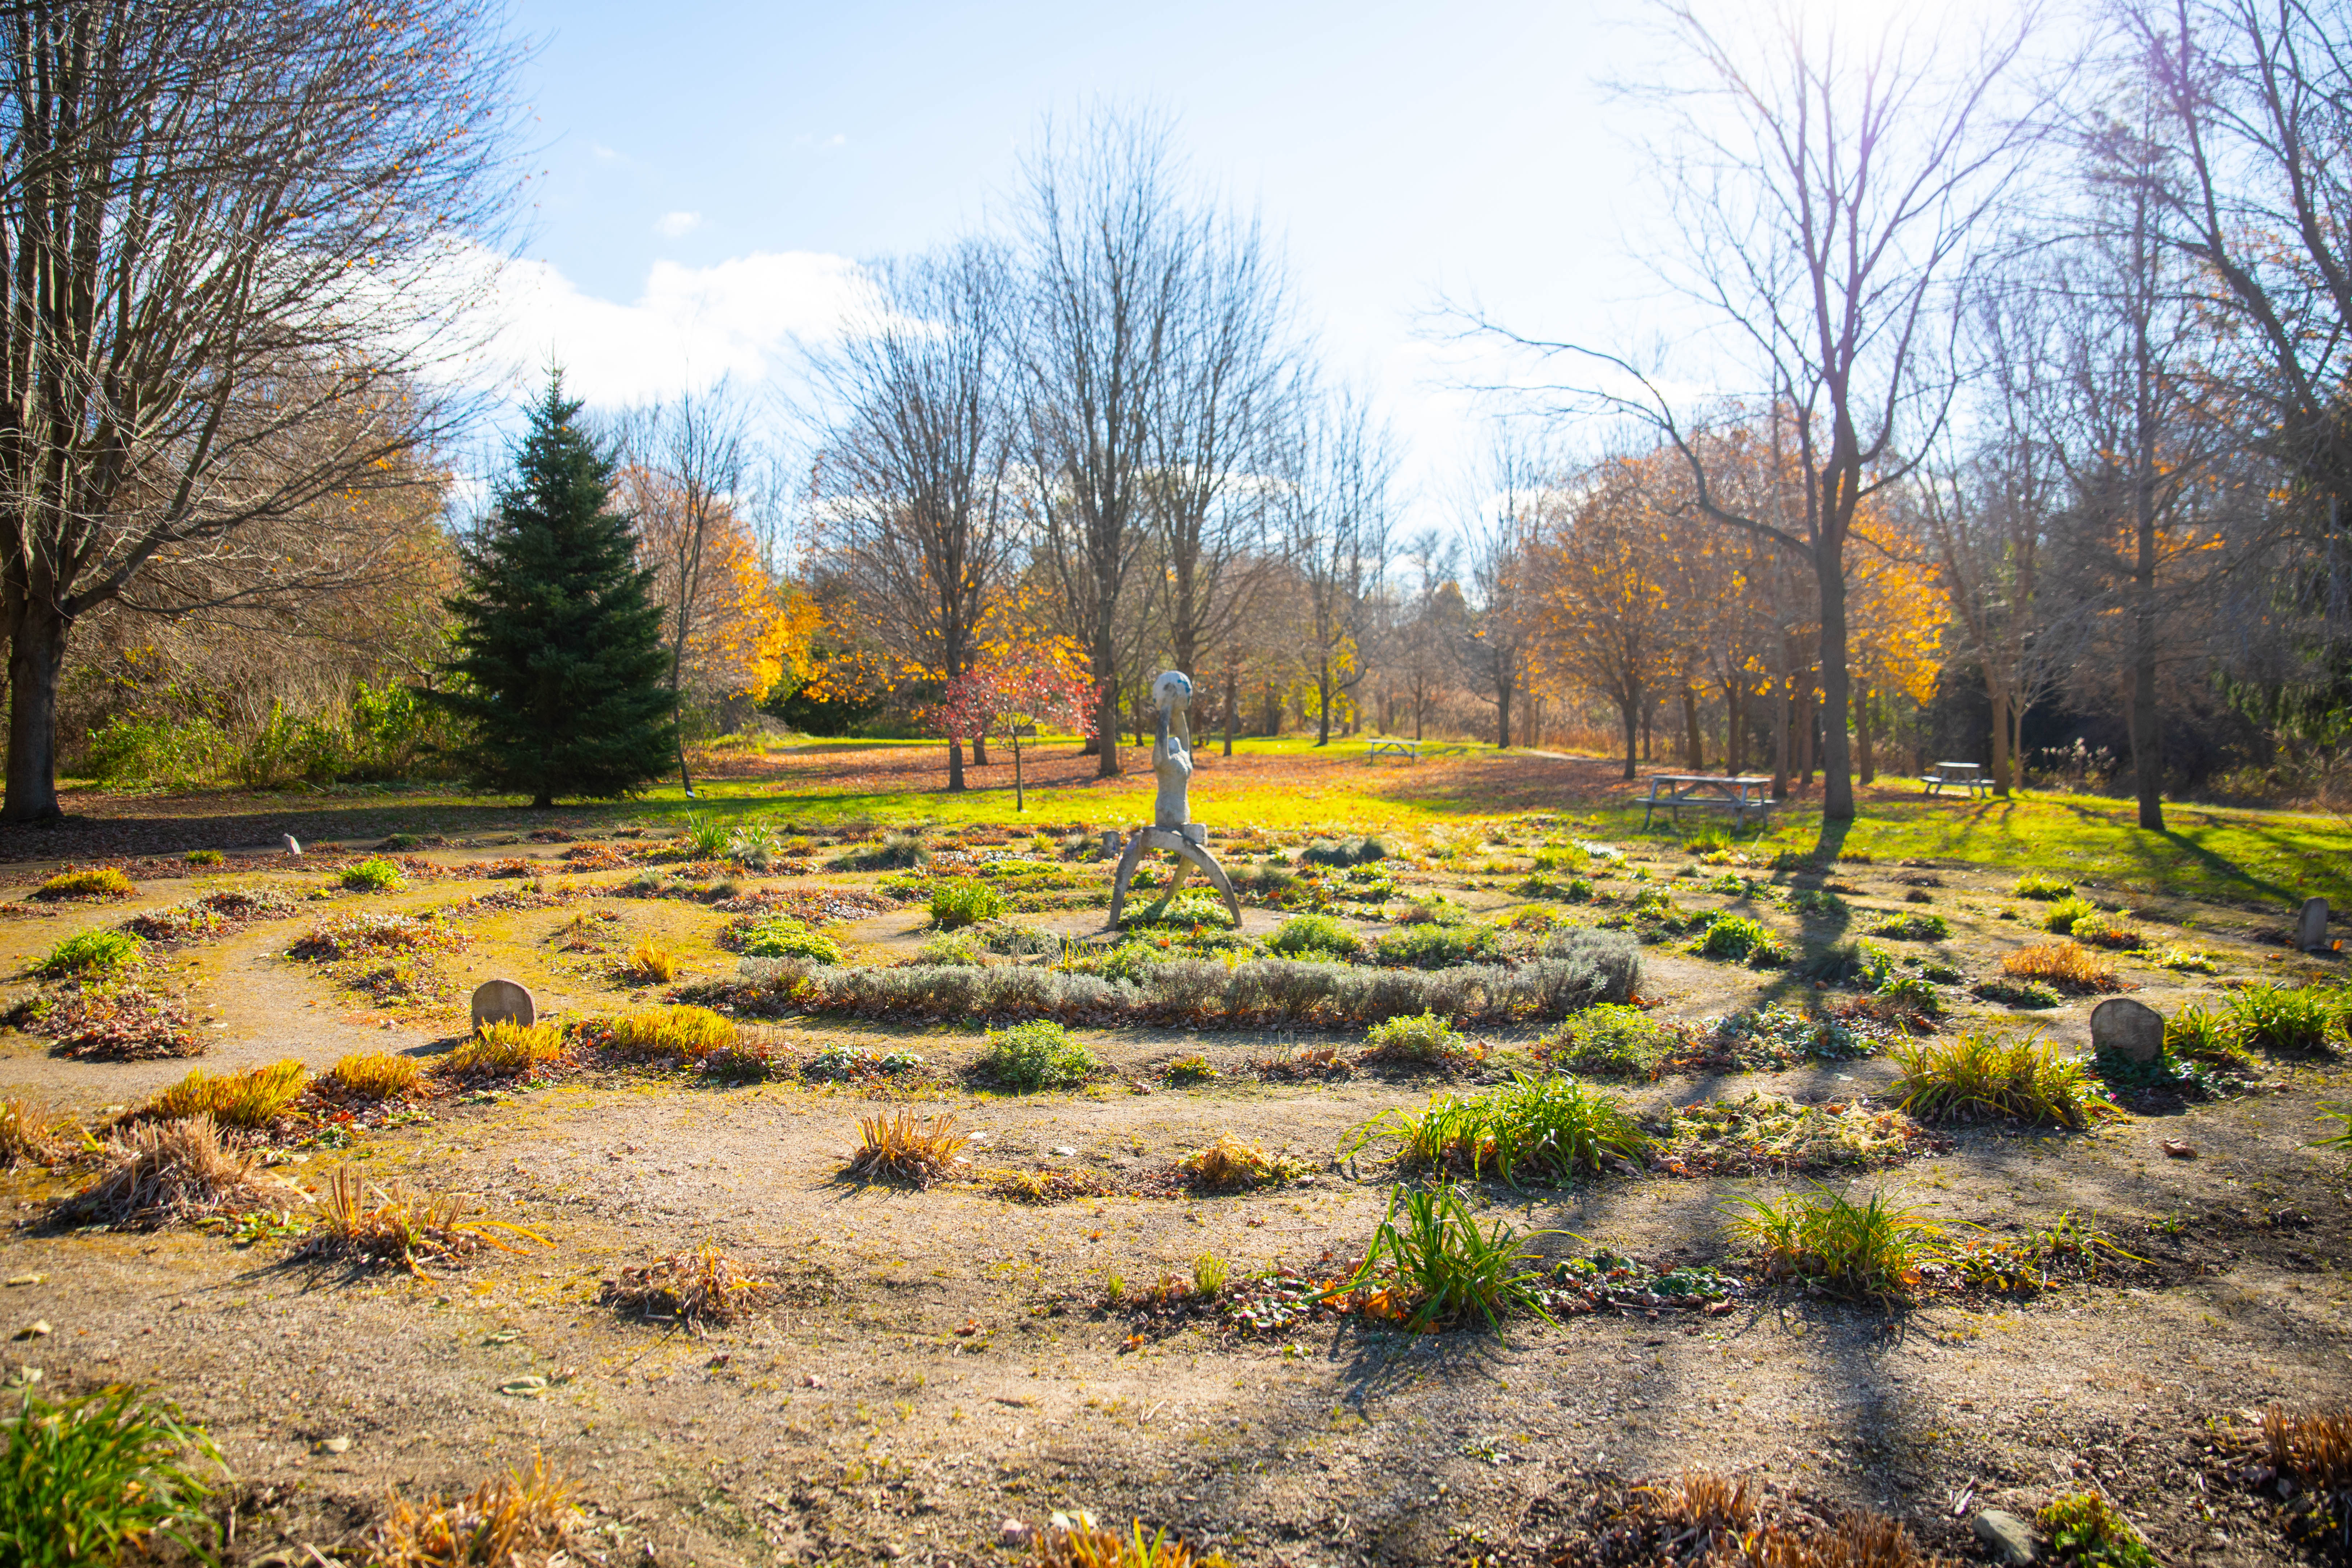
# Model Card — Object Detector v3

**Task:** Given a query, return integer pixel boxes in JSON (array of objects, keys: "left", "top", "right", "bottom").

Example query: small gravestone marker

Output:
[
  {"left": 1973, "top": 1510, "right": 2037, "bottom": 1566},
  {"left": 469, "top": 978, "right": 535, "bottom": 1031},
  {"left": 2298, "top": 896, "right": 2330, "bottom": 951},
  {"left": 2090, "top": 997, "right": 2164, "bottom": 1064}
]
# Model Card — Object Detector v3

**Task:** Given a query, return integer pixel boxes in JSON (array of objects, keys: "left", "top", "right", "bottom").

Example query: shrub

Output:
[
  {"left": 339, "top": 857, "right": 405, "bottom": 892},
  {"left": 0, "top": 1386, "right": 224, "bottom": 1564},
  {"left": 2070, "top": 912, "right": 2146, "bottom": 950},
  {"left": 375, "top": 1451, "right": 579, "bottom": 1568},
  {"left": 1338, "top": 1181, "right": 1558, "bottom": 1336},
  {"left": 1268, "top": 913, "right": 1361, "bottom": 960},
  {"left": 2000, "top": 940, "right": 2120, "bottom": 993},
  {"left": 60, "top": 1116, "right": 296, "bottom": 1228},
  {"left": 1866, "top": 912, "right": 1950, "bottom": 942},
  {"left": 2230, "top": 982, "right": 2344, "bottom": 1055},
  {"left": 2014, "top": 873, "right": 2074, "bottom": 901},
  {"left": 916, "top": 930, "right": 988, "bottom": 966},
  {"left": 1179, "top": 1134, "right": 1306, "bottom": 1189},
  {"left": 303, "top": 1164, "right": 546, "bottom": 1275},
  {"left": 185, "top": 849, "right": 224, "bottom": 867},
  {"left": 1346, "top": 1072, "right": 1650, "bottom": 1184},
  {"left": 1726, "top": 1183, "right": 1943, "bottom": 1306},
  {"left": 1302, "top": 835, "right": 1387, "bottom": 867},
  {"left": 1373, "top": 923, "right": 1498, "bottom": 969},
  {"left": 981, "top": 1020, "right": 1094, "bottom": 1090},
  {"left": 1165, "top": 1053, "right": 1218, "bottom": 1085},
  {"left": 829, "top": 831, "right": 930, "bottom": 871},
  {"left": 33, "top": 928, "right": 142, "bottom": 977},
  {"left": 622, "top": 938, "right": 679, "bottom": 983},
  {"left": 2035, "top": 1492, "right": 2154, "bottom": 1568},
  {"left": 447, "top": 1021, "right": 567, "bottom": 1075},
  {"left": 2042, "top": 895, "right": 2100, "bottom": 934},
  {"left": 599, "top": 1006, "right": 733, "bottom": 1062},
  {"left": 33, "top": 867, "right": 134, "bottom": 902},
  {"left": 1694, "top": 915, "right": 1789, "bottom": 966},
  {"left": 322, "top": 1051, "right": 424, "bottom": 1102},
  {"left": 1361, "top": 1010, "right": 1476, "bottom": 1066},
  {"left": 1888, "top": 1030, "right": 2118, "bottom": 1128},
  {"left": 736, "top": 915, "right": 843, "bottom": 964},
  {"left": 1974, "top": 977, "right": 2062, "bottom": 1009},
  {"left": 1230, "top": 861, "right": 1300, "bottom": 901},
  {"left": 1541, "top": 1003, "right": 1678, "bottom": 1079},
  {"left": 139, "top": 1060, "right": 308, "bottom": 1129},
  {"left": 930, "top": 878, "right": 1004, "bottom": 930},
  {"left": 846, "top": 1112, "right": 968, "bottom": 1185}
]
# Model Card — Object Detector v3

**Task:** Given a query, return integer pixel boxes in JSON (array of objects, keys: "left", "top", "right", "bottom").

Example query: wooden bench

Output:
[
  {"left": 1366, "top": 739, "right": 1422, "bottom": 765},
  {"left": 1640, "top": 774, "right": 1777, "bottom": 831},
  {"left": 1921, "top": 761, "right": 1996, "bottom": 798}
]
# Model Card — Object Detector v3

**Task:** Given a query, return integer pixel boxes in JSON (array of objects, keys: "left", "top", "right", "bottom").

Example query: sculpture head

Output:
[{"left": 1152, "top": 669, "right": 1194, "bottom": 714}]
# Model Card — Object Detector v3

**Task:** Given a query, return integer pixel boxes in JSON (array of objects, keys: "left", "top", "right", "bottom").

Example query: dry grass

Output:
[
  {"left": 0, "top": 1096, "right": 67, "bottom": 1168},
  {"left": 445, "top": 1022, "right": 565, "bottom": 1077},
  {"left": 1625, "top": 1472, "right": 1935, "bottom": 1568},
  {"left": 1636, "top": 1471, "right": 1758, "bottom": 1559},
  {"left": 1998, "top": 940, "right": 2122, "bottom": 993},
  {"left": 373, "top": 1449, "right": 578, "bottom": 1568},
  {"left": 2266, "top": 1407, "right": 2352, "bottom": 1493},
  {"left": 844, "top": 1111, "right": 968, "bottom": 1185},
  {"left": 321, "top": 1051, "right": 425, "bottom": 1102},
  {"left": 1035, "top": 1514, "right": 1232, "bottom": 1568},
  {"left": 1178, "top": 1134, "right": 1308, "bottom": 1191},
  {"left": 32, "top": 866, "right": 135, "bottom": 901},
  {"left": 598, "top": 1243, "right": 769, "bottom": 1325},
  {"left": 596, "top": 1005, "right": 736, "bottom": 1062},
  {"left": 137, "top": 1060, "right": 308, "bottom": 1129},
  {"left": 299, "top": 1164, "right": 548, "bottom": 1278},
  {"left": 60, "top": 1116, "right": 297, "bottom": 1228},
  {"left": 622, "top": 938, "right": 678, "bottom": 983},
  {"left": 1890, "top": 1029, "right": 2120, "bottom": 1128}
]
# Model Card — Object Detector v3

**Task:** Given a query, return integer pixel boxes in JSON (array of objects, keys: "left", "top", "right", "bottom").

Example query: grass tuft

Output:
[
  {"left": 301, "top": 1164, "right": 547, "bottom": 1277},
  {"left": 0, "top": 1386, "right": 224, "bottom": 1564},
  {"left": 447, "top": 1021, "right": 567, "bottom": 1076},
  {"left": 374, "top": 1449, "right": 578, "bottom": 1568},
  {"left": 1889, "top": 1029, "right": 2119, "bottom": 1128},
  {"left": 1334, "top": 1180, "right": 1560, "bottom": 1337},
  {"left": 2042, "top": 894, "right": 2100, "bottom": 934},
  {"left": 185, "top": 849, "right": 224, "bottom": 867},
  {"left": 1344, "top": 1072, "right": 1650, "bottom": 1185},
  {"left": 0, "top": 1097, "right": 65, "bottom": 1168},
  {"left": 600, "top": 1243, "right": 768, "bottom": 1325},
  {"left": 1726, "top": 1183, "right": 1943, "bottom": 1306},
  {"left": 597, "top": 1006, "right": 734, "bottom": 1062},
  {"left": 339, "top": 857, "right": 405, "bottom": 892},
  {"left": 321, "top": 1051, "right": 425, "bottom": 1103},
  {"left": 1033, "top": 1513, "right": 1232, "bottom": 1568},
  {"left": 32, "top": 867, "right": 134, "bottom": 901},
  {"left": 845, "top": 1112, "right": 968, "bottom": 1185},
  {"left": 2013, "top": 873, "right": 2074, "bottom": 900},
  {"left": 32, "top": 929, "right": 142, "bottom": 977},
  {"left": 138, "top": 1059, "right": 308, "bottom": 1129},
  {"left": 1999, "top": 940, "right": 2121, "bottom": 993},
  {"left": 1179, "top": 1134, "right": 1307, "bottom": 1191},
  {"left": 929, "top": 878, "right": 1005, "bottom": 930},
  {"left": 2230, "top": 982, "right": 2346, "bottom": 1055},
  {"left": 623, "top": 938, "right": 678, "bottom": 983},
  {"left": 63, "top": 1116, "right": 297, "bottom": 1228}
]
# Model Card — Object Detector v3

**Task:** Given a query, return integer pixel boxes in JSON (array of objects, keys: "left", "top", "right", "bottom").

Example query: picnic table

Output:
[
  {"left": 1639, "top": 774, "right": 1777, "bottom": 831},
  {"left": 1922, "top": 761, "right": 1996, "bottom": 798},
  {"left": 1366, "top": 739, "right": 1422, "bottom": 764}
]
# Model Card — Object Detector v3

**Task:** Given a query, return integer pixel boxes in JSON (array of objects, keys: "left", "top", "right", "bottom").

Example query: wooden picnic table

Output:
[
  {"left": 1922, "top": 761, "right": 1996, "bottom": 798},
  {"left": 1365, "top": 739, "right": 1422, "bottom": 764},
  {"left": 1640, "top": 774, "right": 1777, "bottom": 830}
]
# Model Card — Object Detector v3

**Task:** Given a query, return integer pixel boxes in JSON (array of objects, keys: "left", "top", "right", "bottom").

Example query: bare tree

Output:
[
  {"left": 1282, "top": 389, "right": 1393, "bottom": 745},
  {"left": 1018, "top": 108, "right": 1188, "bottom": 777},
  {"left": 0, "top": 0, "right": 519, "bottom": 821},
  {"left": 1453, "top": 444, "right": 1542, "bottom": 751},
  {"left": 815, "top": 244, "right": 1015, "bottom": 791},
  {"left": 1467, "top": 0, "right": 2043, "bottom": 821}
]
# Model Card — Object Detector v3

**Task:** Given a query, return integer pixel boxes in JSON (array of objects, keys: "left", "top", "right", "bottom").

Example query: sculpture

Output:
[{"left": 1106, "top": 670, "right": 1242, "bottom": 927}]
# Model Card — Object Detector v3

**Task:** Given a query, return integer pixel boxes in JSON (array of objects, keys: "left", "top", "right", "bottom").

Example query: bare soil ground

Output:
[{"left": 0, "top": 756, "right": 2341, "bottom": 1568}]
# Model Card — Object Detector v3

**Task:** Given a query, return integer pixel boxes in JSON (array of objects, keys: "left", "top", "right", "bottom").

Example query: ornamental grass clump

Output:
[
  {"left": 845, "top": 1112, "right": 968, "bottom": 1186},
  {"left": 320, "top": 1051, "right": 425, "bottom": 1103},
  {"left": 31, "top": 866, "right": 134, "bottom": 902},
  {"left": 1889, "top": 1029, "right": 2118, "bottom": 1128},
  {"left": 301, "top": 1164, "right": 546, "bottom": 1277},
  {"left": 599, "top": 1005, "right": 734, "bottom": 1062},
  {"left": 373, "top": 1450, "right": 579, "bottom": 1568},
  {"left": 2000, "top": 939, "right": 2121, "bottom": 993},
  {"left": 31, "top": 928, "right": 142, "bottom": 977},
  {"left": 136, "top": 1059, "right": 308, "bottom": 1129},
  {"left": 1336, "top": 1181, "right": 1560, "bottom": 1337},
  {"left": 1540, "top": 1004, "right": 1680, "bottom": 1079},
  {"left": 2230, "top": 982, "right": 2345, "bottom": 1055},
  {"left": 2014, "top": 873, "right": 2074, "bottom": 901},
  {"left": 61, "top": 1116, "right": 297, "bottom": 1229},
  {"left": 0, "top": 1386, "right": 225, "bottom": 1565},
  {"left": 1268, "top": 913, "right": 1361, "bottom": 960},
  {"left": 2042, "top": 895, "right": 2101, "bottom": 935},
  {"left": 447, "top": 1021, "right": 566, "bottom": 1076},
  {"left": 1032, "top": 1513, "right": 1232, "bottom": 1568},
  {"left": 0, "top": 1098, "right": 65, "bottom": 1169},
  {"left": 1725, "top": 1183, "right": 1944, "bottom": 1307},
  {"left": 981, "top": 1020, "right": 1094, "bottom": 1090},
  {"left": 1344, "top": 1073, "right": 1650, "bottom": 1185},
  {"left": 599, "top": 1243, "right": 768, "bottom": 1325},
  {"left": 622, "top": 938, "right": 678, "bottom": 982},
  {"left": 2262, "top": 1407, "right": 2352, "bottom": 1542}
]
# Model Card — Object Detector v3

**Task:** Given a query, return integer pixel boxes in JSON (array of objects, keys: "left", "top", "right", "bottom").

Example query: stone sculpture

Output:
[{"left": 1106, "top": 670, "right": 1242, "bottom": 928}]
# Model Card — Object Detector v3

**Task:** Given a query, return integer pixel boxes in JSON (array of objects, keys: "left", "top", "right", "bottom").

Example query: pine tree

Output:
[{"left": 435, "top": 376, "right": 677, "bottom": 807}]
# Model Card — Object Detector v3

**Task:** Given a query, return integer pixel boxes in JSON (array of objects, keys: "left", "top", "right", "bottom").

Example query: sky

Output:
[{"left": 473, "top": 0, "right": 1689, "bottom": 535}]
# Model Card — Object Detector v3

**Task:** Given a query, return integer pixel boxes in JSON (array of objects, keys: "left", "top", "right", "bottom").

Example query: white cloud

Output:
[
  {"left": 455, "top": 248, "right": 875, "bottom": 407},
  {"left": 653, "top": 210, "right": 701, "bottom": 239}
]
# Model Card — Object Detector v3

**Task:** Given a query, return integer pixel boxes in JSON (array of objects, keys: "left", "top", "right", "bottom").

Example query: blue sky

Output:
[{"left": 481, "top": 0, "right": 1667, "bottom": 530}]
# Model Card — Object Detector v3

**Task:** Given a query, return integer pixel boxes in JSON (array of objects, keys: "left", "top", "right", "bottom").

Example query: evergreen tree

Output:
[{"left": 435, "top": 376, "right": 676, "bottom": 807}]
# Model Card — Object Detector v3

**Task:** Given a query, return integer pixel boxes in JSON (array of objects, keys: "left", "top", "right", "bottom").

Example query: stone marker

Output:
[
  {"left": 2090, "top": 997, "right": 2165, "bottom": 1064},
  {"left": 2298, "top": 896, "right": 2331, "bottom": 951},
  {"left": 469, "top": 978, "right": 535, "bottom": 1032},
  {"left": 1973, "top": 1510, "right": 2037, "bottom": 1566}
]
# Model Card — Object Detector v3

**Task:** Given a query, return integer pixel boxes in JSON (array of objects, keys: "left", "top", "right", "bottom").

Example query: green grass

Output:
[
  {"left": 33, "top": 929, "right": 143, "bottom": 977},
  {"left": 1726, "top": 1183, "right": 1943, "bottom": 1307},
  {"left": 2229, "top": 982, "right": 2348, "bottom": 1054},
  {"left": 1888, "top": 1029, "right": 2119, "bottom": 1128},
  {"left": 980, "top": 1021, "right": 1094, "bottom": 1091},
  {"left": 338, "top": 857, "right": 404, "bottom": 892},
  {"left": 0, "top": 1386, "right": 223, "bottom": 1564},
  {"left": 1334, "top": 1181, "right": 1561, "bottom": 1337},
  {"left": 1342, "top": 1073, "right": 1650, "bottom": 1185}
]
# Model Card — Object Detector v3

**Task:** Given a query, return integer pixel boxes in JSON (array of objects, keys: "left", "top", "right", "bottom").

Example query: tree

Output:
[
  {"left": 929, "top": 646, "right": 1099, "bottom": 810},
  {"left": 817, "top": 243, "right": 1017, "bottom": 791},
  {"left": 0, "top": 0, "right": 518, "bottom": 821},
  {"left": 435, "top": 379, "right": 676, "bottom": 808},
  {"left": 1283, "top": 389, "right": 1393, "bottom": 745},
  {"left": 1453, "top": 454, "right": 1540, "bottom": 751},
  {"left": 1540, "top": 451, "right": 1691, "bottom": 778},
  {"left": 1018, "top": 108, "right": 1188, "bottom": 777}
]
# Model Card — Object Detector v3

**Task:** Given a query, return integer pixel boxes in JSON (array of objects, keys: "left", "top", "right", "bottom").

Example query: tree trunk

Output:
[
  {"left": 1495, "top": 664, "right": 1512, "bottom": 749},
  {"left": 1854, "top": 684, "right": 1875, "bottom": 786},
  {"left": 1982, "top": 667, "right": 2013, "bottom": 796},
  {"left": 1771, "top": 672, "right": 1791, "bottom": 800},
  {"left": 1815, "top": 553, "right": 1857, "bottom": 821},
  {"left": 1619, "top": 700, "right": 1639, "bottom": 782},
  {"left": 1093, "top": 650, "right": 1119, "bottom": 776},
  {"left": 1315, "top": 657, "right": 1333, "bottom": 746},
  {"left": 947, "top": 737, "right": 965, "bottom": 792},
  {"left": 973, "top": 735, "right": 988, "bottom": 765},
  {"left": 2, "top": 603, "right": 68, "bottom": 824},
  {"left": 1222, "top": 664, "right": 1237, "bottom": 757},
  {"left": 1682, "top": 686, "right": 1704, "bottom": 771},
  {"left": 1723, "top": 677, "right": 1744, "bottom": 775}
]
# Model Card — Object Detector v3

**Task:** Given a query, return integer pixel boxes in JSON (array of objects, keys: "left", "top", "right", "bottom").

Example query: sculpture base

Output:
[{"left": 1106, "top": 825, "right": 1241, "bottom": 928}]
